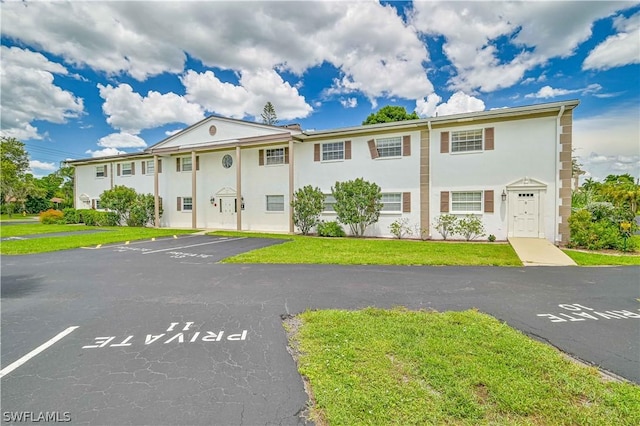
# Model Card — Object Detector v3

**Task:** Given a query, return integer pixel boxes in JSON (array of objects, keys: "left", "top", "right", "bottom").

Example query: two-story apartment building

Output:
[{"left": 69, "top": 99, "right": 577, "bottom": 244}]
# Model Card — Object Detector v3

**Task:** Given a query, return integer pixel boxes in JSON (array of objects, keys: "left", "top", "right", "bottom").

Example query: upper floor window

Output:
[
  {"left": 95, "top": 165, "right": 107, "bottom": 178},
  {"left": 381, "top": 193, "right": 402, "bottom": 212},
  {"left": 376, "top": 137, "right": 402, "bottom": 157},
  {"left": 451, "top": 129, "right": 483, "bottom": 152},
  {"left": 181, "top": 157, "right": 192, "bottom": 172},
  {"left": 322, "top": 142, "right": 344, "bottom": 161},
  {"left": 266, "top": 148, "right": 285, "bottom": 165},
  {"left": 145, "top": 160, "right": 155, "bottom": 175},
  {"left": 121, "top": 162, "right": 133, "bottom": 176},
  {"left": 451, "top": 191, "right": 482, "bottom": 212}
]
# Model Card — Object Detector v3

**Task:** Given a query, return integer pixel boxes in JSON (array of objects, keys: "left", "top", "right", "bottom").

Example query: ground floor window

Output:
[
  {"left": 381, "top": 193, "right": 402, "bottom": 212},
  {"left": 266, "top": 195, "right": 284, "bottom": 211},
  {"left": 182, "top": 197, "right": 193, "bottom": 211},
  {"left": 451, "top": 191, "right": 482, "bottom": 212},
  {"left": 323, "top": 194, "right": 336, "bottom": 212}
]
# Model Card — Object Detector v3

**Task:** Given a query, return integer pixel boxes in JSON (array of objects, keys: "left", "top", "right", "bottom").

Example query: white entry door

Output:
[
  {"left": 218, "top": 196, "right": 236, "bottom": 227},
  {"left": 513, "top": 191, "right": 539, "bottom": 237}
]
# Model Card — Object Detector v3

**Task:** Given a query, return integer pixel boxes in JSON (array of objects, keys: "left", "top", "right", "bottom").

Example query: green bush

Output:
[
  {"left": 62, "top": 208, "right": 81, "bottom": 224},
  {"left": 39, "top": 209, "right": 64, "bottom": 224},
  {"left": 455, "top": 214, "right": 486, "bottom": 241},
  {"left": 291, "top": 185, "right": 325, "bottom": 235},
  {"left": 317, "top": 221, "right": 346, "bottom": 237},
  {"left": 433, "top": 214, "right": 457, "bottom": 240},
  {"left": 389, "top": 218, "right": 412, "bottom": 239},
  {"left": 488, "top": 234, "right": 496, "bottom": 242},
  {"left": 81, "top": 210, "right": 119, "bottom": 226},
  {"left": 568, "top": 208, "right": 637, "bottom": 252},
  {"left": 332, "top": 178, "right": 382, "bottom": 237}
]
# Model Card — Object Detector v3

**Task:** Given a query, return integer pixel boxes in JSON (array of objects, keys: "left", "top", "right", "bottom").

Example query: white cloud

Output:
[
  {"left": 415, "top": 91, "right": 485, "bottom": 117},
  {"left": 165, "top": 129, "right": 183, "bottom": 136},
  {"left": 181, "top": 69, "right": 312, "bottom": 120},
  {"left": 29, "top": 160, "right": 57, "bottom": 172},
  {"left": 524, "top": 84, "right": 602, "bottom": 99},
  {"left": 583, "top": 12, "right": 640, "bottom": 70},
  {"left": 98, "top": 83, "right": 205, "bottom": 134},
  {"left": 340, "top": 98, "right": 358, "bottom": 108},
  {"left": 574, "top": 104, "right": 640, "bottom": 179},
  {"left": 2, "top": 1, "right": 432, "bottom": 105},
  {"left": 97, "top": 133, "right": 147, "bottom": 149},
  {"left": 0, "top": 46, "right": 84, "bottom": 140},
  {"left": 85, "top": 147, "right": 126, "bottom": 158},
  {"left": 410, "top": 1, "right": 629, "bottom": 92}
]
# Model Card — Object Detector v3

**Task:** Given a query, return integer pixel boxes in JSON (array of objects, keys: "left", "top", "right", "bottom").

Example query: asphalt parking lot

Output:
[{"left": 1, "top": 235, "right": 639, "bottom": 425}]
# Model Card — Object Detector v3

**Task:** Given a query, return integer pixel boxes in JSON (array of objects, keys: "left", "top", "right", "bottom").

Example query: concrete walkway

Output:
[{"left": 508, "top": 237, "right": 577, "bottom": 266}]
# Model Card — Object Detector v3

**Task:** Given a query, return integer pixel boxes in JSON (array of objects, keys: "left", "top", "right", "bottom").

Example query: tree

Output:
[
  {"left": 362, "top": 105, "right": 419, "bottom": 125},
  {"left": 261, "top": 102, "right": 278, "bottom": 125},
  {"left": 291, "top": 185, "right": 325, "bottom": 235},
  {"left": 128, "top": 193, "right": 160, "bottom": 227},
  {"left": 100, "top": 185, "right": 137, "bottom": 224},
  {"left": 331, "top": 178, "right": 382, "bottom": 237},
  {"left": 1, "top": 137, "right": 30, "bottom": 216}
]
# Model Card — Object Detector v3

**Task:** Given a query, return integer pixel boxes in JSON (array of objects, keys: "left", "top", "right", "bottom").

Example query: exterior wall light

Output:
[
  {"left": 501, "top": 190, "right": 507, "bottom": 201},
  {"left": 210, "top": 196, "right": 215, "bottom": 204}
]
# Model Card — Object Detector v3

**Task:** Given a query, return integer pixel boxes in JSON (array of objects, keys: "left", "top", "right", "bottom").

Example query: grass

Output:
[
  {"left": 288, "top": 308, "right": 640, "bottom": 425},
  {"left": 0, "top": 213, "right": 38, "bottom": 221},
  {"left": 0, "top": 223, "right": 197, "bottom": 255},
  {"left": 563, "top": 250, "right": 640, "bottom": 266},
  {"left": 211, "top": 231, "right": 522, "bottom": 266}
]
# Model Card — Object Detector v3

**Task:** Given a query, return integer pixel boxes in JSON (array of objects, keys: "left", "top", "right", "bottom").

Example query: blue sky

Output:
[{"left": 1, "top": 1, "right": 639, "bottom": 181}]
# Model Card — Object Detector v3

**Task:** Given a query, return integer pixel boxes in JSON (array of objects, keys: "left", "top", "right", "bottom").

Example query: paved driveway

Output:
[{"left": 1, "top": 235, "right": 639, "bottom": 425}]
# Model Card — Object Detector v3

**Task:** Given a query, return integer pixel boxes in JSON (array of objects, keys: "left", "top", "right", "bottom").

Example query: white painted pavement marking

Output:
[
  {"left": 536, "top": 303, "right": 640, "bottom": 323},
  {"left": 0, "top": 326, "right": 79, "bottom": 378},
  {"left": 141, "top": 237, "right": 247, "bottom": 255}
]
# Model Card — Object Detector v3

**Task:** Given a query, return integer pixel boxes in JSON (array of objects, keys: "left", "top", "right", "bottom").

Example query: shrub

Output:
[
  {"left": 568, "top": 209, "right": 637, "bottom": 251},
  {"left": 127, "top": 194, "right": 158, "bottom": 227},
  {"left": 488, "top": 234, "right": 496, "bottom": 242},
  {"left": 455, "top": 214, "right": 486, "bottom": 241},
  {"left": 39, "top": 209, "right": 64, "bottom": 224},
  {"left": 291, "top": 185, "right": 325, "bottom": 235},
  {"left": 81, "top": 210, "right": 119, "bottom": 226},
  {"left": 317, "top": 221, "right": 346, "bottom": 237},
  {"left": 100, "top": 185, "right": 137, "bottom": 224},
  {"left": 62, "top": 208, "right": 81, "bottom": 224},
  {"left": 332, "top": 178, "right": 382, "bottom": 237},
  {"left": 389, "top": 218, "right": 412, "bottom": 239},
  {"left": 433, "top": 214, "right": 457, "bottom": 240}
]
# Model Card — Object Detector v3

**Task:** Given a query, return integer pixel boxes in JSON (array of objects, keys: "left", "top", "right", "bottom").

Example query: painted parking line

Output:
[
  {"left": 0, "top": 326, "right": 79, "bottom": 378},
  {"left": 141, "top": 237, "right": 247, "bottom": 255}
]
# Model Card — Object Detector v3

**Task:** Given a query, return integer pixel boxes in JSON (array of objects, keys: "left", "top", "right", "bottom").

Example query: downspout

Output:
[
  {"left": 427, "top": 120, "right": 433, "bottom": 239},
  {"left": 154, "top": 154, "right": 159, "bottom": 228},
  {"left": 554, "top": 105, "right": 565, "bottom": 245}
]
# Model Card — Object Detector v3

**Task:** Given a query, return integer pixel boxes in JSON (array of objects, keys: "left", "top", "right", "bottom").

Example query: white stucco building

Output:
[{"left": 70, "top": 99, "right": 578, "bottom": 245}]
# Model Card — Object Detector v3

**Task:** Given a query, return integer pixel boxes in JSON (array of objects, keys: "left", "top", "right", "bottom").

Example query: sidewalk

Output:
[{"left": 508, "top": 237, "right": 577, "bottom": 266}]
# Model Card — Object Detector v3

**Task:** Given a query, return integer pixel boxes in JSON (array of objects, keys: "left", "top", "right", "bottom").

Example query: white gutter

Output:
[
  {"left": 427, "top": 120, "right": 433, "bottom": 239},
  {"left": 555, "top": 105, "right": 565, "bottom": 245}
]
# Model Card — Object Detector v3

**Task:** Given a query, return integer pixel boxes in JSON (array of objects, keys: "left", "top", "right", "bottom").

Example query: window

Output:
[
  {"left": 323, "top": 194, "right": 336, "bottom": 212},
  {"left": 181, "top": 157, "right": 192, "bottom": 172},
  {"left": 95, "top": 165, "right": 106, "bottom": 178},
  {"left": 451, "top": 192, "right": 482, "bottom": 212},
  {"left": 121, "top": 162, "right": 132, "bottom": 176},
  {"left": 95, "top": 199, "right": 102, "bottom": 210},
  {"left": 452, "top": 129, "right": 483, "bottom": 152},
  {"left": 146, "top": 160, "right": 155, "bottom": 174},
  {"left": 182, "top": 197, "right": 193, "bottom": 211},
  {"left": 266, "top": 195, "right": 284, "bottom": 212},
  {"left": 322, "top": 142, "right": 344, "bottom": 161},
  {"left": 376, "top": 137, "right": 402, "bottom": 157},
  {"left": 381, "top": 193, "right": 402, "bottom": 212},
  {"left": 266, "top": 148, "right": 285, "bottom": 165}
]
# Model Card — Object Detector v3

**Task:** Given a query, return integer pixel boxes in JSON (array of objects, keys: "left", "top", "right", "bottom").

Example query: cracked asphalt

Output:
[{"left": 1, "top": 234, "right": 639, "bottom": 425}]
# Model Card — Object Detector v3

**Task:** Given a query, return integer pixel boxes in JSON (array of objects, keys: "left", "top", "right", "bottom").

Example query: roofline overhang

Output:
[{"left": 298, "top": 99, "right": 580, "bottom": 141}]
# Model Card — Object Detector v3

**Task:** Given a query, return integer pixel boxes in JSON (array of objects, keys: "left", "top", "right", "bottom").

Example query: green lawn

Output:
[
  {"left": 1, "top": 223, "right": 197, "bottom": 255},
  {"left": 0, "top": 213, "right": 38, "bottom": 221},
  {"left": 211, "top": 231, "right": 522, "bottom": 266},
  {"left": 563, "top": 249, "right": 640, "bottom": 266},
  {"left": 288, "top": 308, "right": 640, "bottom": 425}
]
